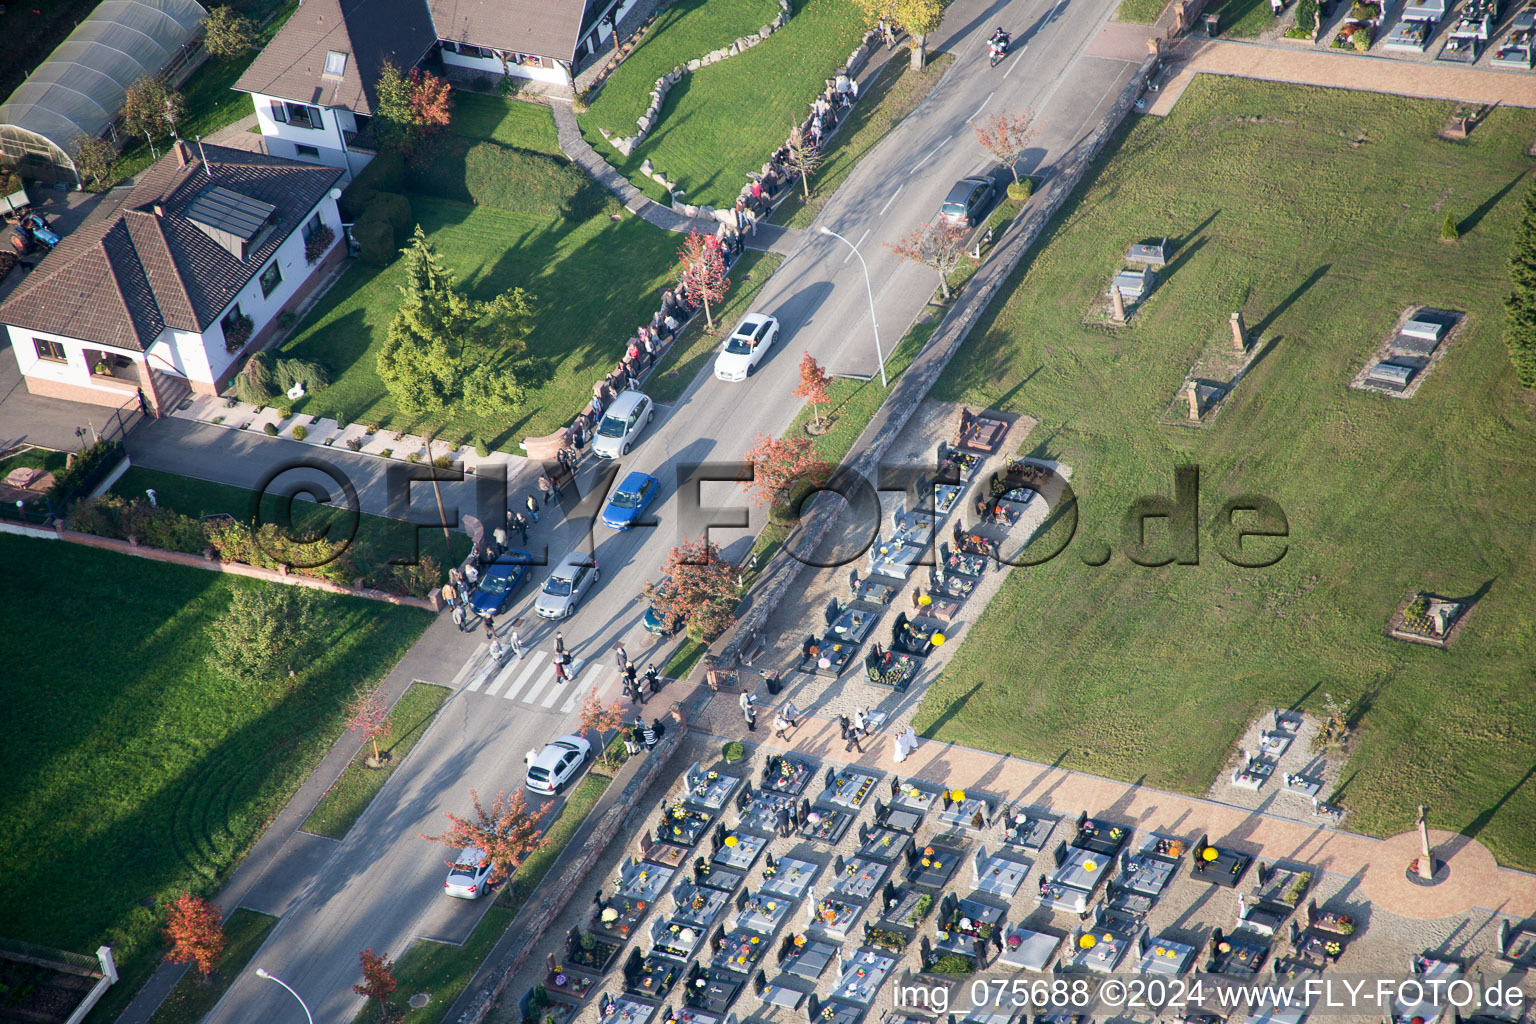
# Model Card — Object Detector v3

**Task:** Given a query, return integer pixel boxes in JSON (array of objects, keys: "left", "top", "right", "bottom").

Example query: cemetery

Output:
[
  {"left": 1382, "top": 0, "right": 1443, "bottom": 49},
  {"left": 1351, "top": 308, "right": 1464, "bottom": 398},
  {"left": 1437, "top": 0, "right": 1500, "bottom": 60},
  {"left": 1160, "top": 310, "right": 1267, "bottom": 428},
  {"left": 1084, "top": 239, "right": 1168, "bottom": 326},
  {"left": 1491, "top": 4, "right": 1536, "bottom": 65},
  {"left": 1386, "top": 589, "right": 1473, "bottom": 647}
]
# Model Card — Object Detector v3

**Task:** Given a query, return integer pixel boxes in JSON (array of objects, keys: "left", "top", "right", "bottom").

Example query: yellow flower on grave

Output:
[
  {"left": 918, "top": 595, "right": 931, "bottom": 606},
  {"left": 951, "top": 790, "right": 965, "bottom": 802},
  {"left": 724, "top": 835, "right": 739, "bottom": 847},
  {"left": 922, "top": 858, "right": 932, "bottom": 867},
  {"left": 1079, "top": 934, "right": 1097, "bottom": 949},
  {"left": 1202, "top": 847, "right": 1219, "bottom": 862},
  {"left": 1082, "top": 860, "right": 1097, "bottom": 872}
]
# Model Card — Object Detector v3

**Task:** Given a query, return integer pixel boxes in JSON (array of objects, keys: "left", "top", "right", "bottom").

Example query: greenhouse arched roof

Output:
[{"left": 0, "top": 0, "right": 209, "bottom": 178}]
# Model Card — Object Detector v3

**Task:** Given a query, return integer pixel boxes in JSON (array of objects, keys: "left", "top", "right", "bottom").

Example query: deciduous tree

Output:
[
  {"left": 206, "top": 585, "right": 329, "bottom": 685},
  {"left": 786, "top": 124, "right": 823, "bottom": 201},
  {"left": 794, "top": 351, "right": 833, "bottom": 429},
  {"left": 374, "top": 62, "right": 453, "bottom": 153},
  {"left": 972, "top": 109, "right": 1037, "bottom": 186},
  {"left": 409, "top": 68, "right": 454, "bottom": 132},
  {"left": 352, "top": 948, "right": 398, "bottom": 1010},
  {"left": 163, "top": 893, "right": 226, "bottom": 977},
  {"left": 347, "top": 692, "right": 393, "bottom": 763},
  {"left": 644, "top": 538, "right": 741, "bottom": 643},
  {"left": 852, "top": 0, "right": 943, "bottom": 66},
  {"left": 886, "top": 220, "right": 971, "bottom": 301},
  {"left": 121, "top": 76, "right": 185, "bottom": 140},
  {"left": 71, "top": 134, "right": 117, "bottom": 191},
  {"left": 742, "top": 434, "right": 831, "bottom": 510},
  {"left": 1505, "top": 181, "right": 1536, "bottom": 388},
  {"left": 674, "top": 231, "right": 730, "bottom": 331},
  {"left": 202, "top": 6, "right": 257, "bottom": 58},
  {"left": 422, "top": 789, "right": 545, "bottom": 884},
  {"left": 579, "top": 687, "right": 629, "bottom": 762}
]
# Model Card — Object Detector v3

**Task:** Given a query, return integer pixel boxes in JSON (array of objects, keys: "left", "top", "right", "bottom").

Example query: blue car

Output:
[
  {"left": 468, "top": 550, "right": 532, "bottom": 617},
  {"left": 602, "top": 472, "right": 661, "bottom": 531}
]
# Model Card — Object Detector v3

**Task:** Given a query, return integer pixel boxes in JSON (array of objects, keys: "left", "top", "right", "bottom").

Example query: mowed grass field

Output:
[
  {"left": 0, "top": 534, "right": 429, "bottom": 1016},
  {"left": 913, "top": 77, "right": 1536, "bottom": 869},
  {"left": 579, "top": 0, "right": 869, "bottom": 209},
  {"left": 282, "top": 100, "right": 678, "bottom": 446}
]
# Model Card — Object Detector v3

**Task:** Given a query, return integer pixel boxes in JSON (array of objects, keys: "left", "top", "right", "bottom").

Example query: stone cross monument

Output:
[
  {"left": 1111, "top": 284, "right": 1126, "bottom": 323},
  {"left": 1417, "top": 804, "right": 1435, "bottom": 879},
  {"left": 1186, "top": 382, "right": 1200, "bottom": 421},
  {"left": 1231, "top": 311, "right": 1247, "bottom": 352}
]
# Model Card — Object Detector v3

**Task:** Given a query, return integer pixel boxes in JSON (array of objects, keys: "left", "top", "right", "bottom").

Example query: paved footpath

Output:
[
  {"left": 690, "top": 695, "right": 1536, "bottom": 923},
  {"left": 1149, "top": 36, "right": 1536, "bottom": 114}
]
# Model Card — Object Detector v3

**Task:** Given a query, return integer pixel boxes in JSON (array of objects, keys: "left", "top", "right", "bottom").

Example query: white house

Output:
[
  {"left": 234, "top": 0, "right": 437, "bottom": 177},
  {"left": 0, "top": 141, "right": 344, "bottom": 413},
  {"left": 431, "top": 0, "right": 644, "bottom": 85}
]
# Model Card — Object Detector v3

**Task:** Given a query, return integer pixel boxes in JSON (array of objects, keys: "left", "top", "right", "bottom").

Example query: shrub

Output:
[
  {"left": 475, "top": 438, "right": 490, "bottom": 458},
  {"left": 380, "top": 448, "right": 393, "bottom": 458},
  {"left": 206, "top": 585, "right": 331, "bottom": 685},
  {"left": 432, "top": 454, "right": 453, "bottom": 469},
  {"left": 1006, "top": 179, "right": 1033, "bottom": 202},
  {"left": 387, "top": 554, "right": 441, "bottom": 598},
  {"left": 277, "top": 405, "right": 293, "bottom": 420},
  {"left": 342, "top": 150, "right": 405, "bottom": 215},
  {"left": 264, "top": 422, "right": 279, "bottom": 436},
  {"left": 48, "top": 439, "right": 125, "bottom": 504},
  {"left": 293, "top": 424, "right": 309, "bottom": 440},
  {"left": 406, "top": 452, "right": 422, "bottom": 463},
  {"left": 354, "top": 215, "right": 396, "bottom": 266},
  {"left": 273, "top": 357, "right": 332, "bottom": 394},
  {"left": 234, "top": 353, "right": 277, "bottom": 406},
  {"left": 722, "top": 740, "right": 745, "bottom": 762},
  {"left": 404, "top": 136, "right": 603, "bottom": 220},
  {"left": 908, "top": 892, "right": 933, "bottom": 924},
  {"left": 346, "top": 437, "right": 364, "bottom": 451},
  {"left": 1352, "top": 24, "right": 1373, "bottom": 49},
  {"left": 924, "top": 953, "right": 976, "bottom": 975},
  {"left": 372, "top": 191, "right": 415, "bottom": 237},
  {"left": 1441, "top": 212, "right": 1459, "bottom": 240}
]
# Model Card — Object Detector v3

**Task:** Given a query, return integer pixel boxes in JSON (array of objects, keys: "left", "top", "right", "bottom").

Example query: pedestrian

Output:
[
  {"left": 641, "top": 721, "right": 658, "bottom": 750},
  {"left": 772, "top": 714, "right": 789, "bottom": 740},
  {"left": 912, "top": 587, "right": 922, "bottom": 609},
  {"left": 745, "top": 700, "right": 757, "bottom": 732},
  {"left": 526, "top": 749, "right": 538, "bottom": 769},
  {"left": 511, "top": 512, "right": 528, "bottom": 546},
  {"left": 136, "top": 386, "right": 152, "bottom": 416},
  {"left": 554, "top": 658, "right": 568, "bottom": 683},
  {"left": 464, "top": 560, "right": 480, "bottom": 585},
  {"left": 525, "top": 493, "right": 540, "bottom": 522},
  {"left": 636, "top": 670, "right": 650, "bottom": 704},
  {"left": 644, "top": 663, "right": 659, "bottom": 693},
  {"left": 555, "top": 631, "right": 566, "bottom": 657},
  {"left": 483, "top": 614, "right": 496, "bottom": 640},
  {"left": 775, "top": 804, "right": 792, "bottom": 837},
  {"left": 441, "top": 582, "right": 456, "bottom": 609},
  {"left": 623, "top": 678, "right": 637, "bottom": 702},
  {"left": 615, "top": 642, "right": 629, "bottom": 671},
  {"left": 458, "top": 580, "right": 472, "bottom": 607},
  {"left": 539, "top": 474, "right": 554, "bottom": 505},
  {"left": 623, "top": 726, "right": 639, "bottom": 756},
  {"left": 852, "top": 707, "right": 866, "bottom": 735},
  {"left": 624, "top": 660, "right": 638, "bottom": 687},
  {"left": 509, "top": 628, "right": 524, "bottom": 659},
  {"left": 490, "top": 636, "right": 507, "bottom": 663},
  {"left": 452, "top": 604, "right": 467, "bottom": 631},
  {"left": 493, "top": 526, "right": 508, "bottom": 553}
]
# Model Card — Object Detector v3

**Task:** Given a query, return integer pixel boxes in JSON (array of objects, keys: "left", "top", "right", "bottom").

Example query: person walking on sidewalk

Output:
[
  {"left": 741, "top": 691, "right": 757, "bottom": 731},
  {"left": 452, "top": 604, "right": 467, "bottom": 632},
  {"left": 441, "top": 582, "right": 456, "bottom": 609},
  {"left": 624, "top": 660, "right": 638, "bottom": 690},
  {"left": 555, "top": 631, "right": 566, "bottom": 658},
  {"left": 509, "top": 628, "right": 524, "bottom": 659},
  {"left": 511, "top": 511, "right": 528, "bottom": 545},
  {"left": 554, "top": 658, "right": 568, "bottom": 684},
  {"left": 493, "top": 526, "right": 507, "bottom": 555},
  {"left": 539, "top": 474, "right": 554, "bottom": 505},
  {"left": 614, "top": 642, "right": 628, "bottom": 672},
  {"left": 483, "top": 614, "right": 496, "bottom": 640},
  {"left": 525, "top": 493, "right": 540, "bottom": 523}
]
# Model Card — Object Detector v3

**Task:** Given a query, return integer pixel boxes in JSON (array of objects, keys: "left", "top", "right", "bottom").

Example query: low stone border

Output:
[
  {"left": 1348, "top": 305, "right": 1466, "bottom": 400},
  {"left": 1384, "top": 589, "right": 1475, "bottom": 648}
]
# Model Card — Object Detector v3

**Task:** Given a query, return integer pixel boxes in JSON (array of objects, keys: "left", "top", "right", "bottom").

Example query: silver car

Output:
[
  {"left": 534, "top": 550, "right": 601, "bottom": 619},
  {"left": 525, "top": 734, "right": 593, "bottom": 795},
  {"left": 443, "top": 847, "right": 494, "bottom": 899},
  {"left": 590, "top": 390, "right": 654, "bottom": 458}
]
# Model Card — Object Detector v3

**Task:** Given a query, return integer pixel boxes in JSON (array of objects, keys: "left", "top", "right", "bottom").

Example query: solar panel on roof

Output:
[{"left": 185, "top": 185, "right": 277, "bottom": 241}]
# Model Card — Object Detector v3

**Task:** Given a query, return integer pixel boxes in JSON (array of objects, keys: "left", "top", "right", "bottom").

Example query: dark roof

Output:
[
  {"left": 0, "top": 143, "right": 342, "bottom": 352},
  {"left": 428, "top": 0, "right": 589, "bottom": 61},
  {"left": 233, "top": 0, "right": 438, "bottom": 113}
]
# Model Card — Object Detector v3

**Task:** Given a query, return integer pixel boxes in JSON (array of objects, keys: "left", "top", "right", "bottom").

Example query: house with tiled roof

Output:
[{"left": 0, "top": 141, "right": 343, "bottom": 413}]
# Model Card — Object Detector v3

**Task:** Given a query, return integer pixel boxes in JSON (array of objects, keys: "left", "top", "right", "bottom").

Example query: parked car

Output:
[
  {"left": 939, "top": 176, "right": 995, "bottom": 227},
  {"left": 643, "top": 577, "right": 684, "bottom": 636},
  {"left": 443, "top": 847, "right": 494, "bottom": 899},
  {"left": 713, "top": 313, "right": 780, "bottom": 381},
  {"left": 534, "top": 550, "right": 601, "bottom": 619},
  {"left": 602, "top": 471, "right": 661, "bottom": 531},
  {"left": 591, "top": 390, "right": 655, "bottom": 458},
  {"left": 525, "top": 734, "right": 593, "bottom": 795},
  {"left": 468, "top": 550, "right": 533, "bottom": 617}
]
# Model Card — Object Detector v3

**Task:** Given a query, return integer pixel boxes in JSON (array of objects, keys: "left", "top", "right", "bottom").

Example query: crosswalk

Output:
[{"left": 458, "top": 648, "right": 620, "bottom": 713}]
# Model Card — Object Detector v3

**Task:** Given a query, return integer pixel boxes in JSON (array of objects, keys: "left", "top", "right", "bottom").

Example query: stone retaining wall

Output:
[
  {"left": 453, "top": 704, "right": 692, "bottom": 1024},
  {"left": 716, "top": 53, "right": 1162, "bottom": 666}
]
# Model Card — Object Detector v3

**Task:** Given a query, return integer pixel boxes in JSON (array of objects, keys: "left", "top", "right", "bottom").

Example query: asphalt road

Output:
[{"left": 196, "top": 0, "right": 1140, "bottom": 1018}]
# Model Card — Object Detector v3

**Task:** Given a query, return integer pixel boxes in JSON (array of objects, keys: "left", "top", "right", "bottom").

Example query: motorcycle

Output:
[{"left": 988, "top": 35, "right": 1010, "bottom": 67}]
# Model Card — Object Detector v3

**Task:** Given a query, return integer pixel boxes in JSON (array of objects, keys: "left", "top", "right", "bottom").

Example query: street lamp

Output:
[
  {"left": 818, "top": 225, "right": 888, "bottom": 387},
  {"left": 255, "top": 968, "right": 315, "bottom": 1024}
]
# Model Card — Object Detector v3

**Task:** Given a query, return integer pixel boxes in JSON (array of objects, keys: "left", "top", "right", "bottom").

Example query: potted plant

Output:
[
  {"left": 304, "top": 223, "right": 335, "bottom": 264},
  {"left": 223, "top": 313, "right": 254, "bottom": 353},
  {"left": 722, "top": 741, "right": 745, "bottom": 763}
]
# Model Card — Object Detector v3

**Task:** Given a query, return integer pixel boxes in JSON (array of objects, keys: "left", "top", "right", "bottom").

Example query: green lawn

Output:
[
  {"left": 1114, "top": 0, "right": 1171, "bottom": 21},
  {"left": 302, "top": 682, "right": 452, "bottom": 839},
  {"left": 578, "top": 0, "right": 870, "bottom": 209},
  {"left": 111, "top": 467, "right": 471, "bottom": 585},
  {"left": 913, "top": 77, "right": 1536, "bottom": 869},
  {"left": 647, "top": 250, "right": 785, "bottom": 403},
  {"left": 452, "top": 94, "right": 563, "bottom": 153},
  {"left": 772, "top": 53, "right": 955, "bottom": 229},
  {"left": 1208, "top": 0, "right": 1279, "bottom": 37},
  {"left": 0, "top": 534, "right": 430, "bottom": 1021},
  {"left": 147, "top": 909, "right": 278, "bottom": 1024},
  {"left": 582, "top": 0, "right": 781, "bottom": 137}
]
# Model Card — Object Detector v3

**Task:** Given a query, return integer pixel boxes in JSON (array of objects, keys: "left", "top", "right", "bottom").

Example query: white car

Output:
[
  {"left": 443, "top": 847, "right": 494, "bottom": 899},
  {"left": 526, "top": 734, "right": 593, "bottom": 795},
  {"left": 534, "top": 550, "right": 600, "bottom": 619},
  {"left": 591, "top": 390, "right": 655, "bottom": 458},
  {"left": 713, "top": 313, "right": 780, "bottom": 381}
]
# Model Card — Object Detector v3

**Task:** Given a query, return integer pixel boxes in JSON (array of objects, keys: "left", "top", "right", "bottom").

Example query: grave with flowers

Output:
[
  {"left": 713, "top": 831, "right": 766, "bottom": 871},
  {"left": 671, "top": 881, "right": 730, "bottom": 929},
  {"left": 908, "top": 840, "right": 966, "bottom": 890},
  {"left": 1063, "top": 907, "right": 1142, "bottom": 973},
  {"left": 737, "top": 789, "right": 796, "bottom": 833},
  {"left": 1189, "top": 835, "right": 1252, "bottom": 888},
  {"left": 1134, "top": 931, "right": 1198, "bottom": 975},
  {"left": 568, "top": 925, "right": 623, "bottom": 973},
  {"left": 798, "top": 805, "right": 854, "bottom": 844},
  {"left": 625, "top": 948, "right": 683, "bottom": 999},
  {"left": 830, "top": 855, "right": 888, "bottom": 902},
  {"left": 762, "top": 755, "right": 814, "bottom": 795},
  {"left": 618, "top": 856, "right": 676, "bottom": 904},
  {"left": 809, "top": 894, "right": 863, "bottom": 941},
  {"left": 999, "top": 804, "right": 1061, "bottom": 852},
  {"left": 737, "top": 889, "right": 795, "bottom": 933},
  {"left": 649, "top": 916, "right": 708, "bottom": 960},
  {"left": 858, "top": 823, "right": 914, "bottom": 863},
  {"left": 685, "top": 762, "right": 743, "bottom": 811},
  {"left": 543, "top": 957, "right": 599, "bottom": 1002},
  {"left": 593, "top": 894, "right": 653, "bottom": 941},
  {"left": 712, "top": 928, "right": 770, "bottom": 974},
  {"left": 660, "top": 804, "right": 712, "bottom": 847},
  {"left": 997, "top": 924, "right": 1062, "bottom": 971},
  {"left": 823, "top": 768, "right": 880, "bottom": 810},
  {"left": 761, "top": 857, "right": 820, "bottom": 900},
  {"left": 1204, "top": 926, "right": 1271, "bottom": 974},
  {"left": 937, "top": 789, "right": 996, "bottom": 831}
]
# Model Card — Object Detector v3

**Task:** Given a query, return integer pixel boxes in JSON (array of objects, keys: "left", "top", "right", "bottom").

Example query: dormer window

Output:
[{"left": 323, "top": 50, "right": 348, "bottom": 77}]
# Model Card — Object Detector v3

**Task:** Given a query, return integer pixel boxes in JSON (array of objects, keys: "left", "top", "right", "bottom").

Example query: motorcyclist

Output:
[{"left": 988, "top": 27, "right": 1010, "bottom": 57}]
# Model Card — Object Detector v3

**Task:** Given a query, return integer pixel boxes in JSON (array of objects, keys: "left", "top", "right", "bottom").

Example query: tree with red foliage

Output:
[
  {"left": 675, "top": 231, "right": 730, "bottom": 332},
  {"left": 971, "top": 109, "right": 1037, "bottom": 186},
  {"left": 421, "top": 789, "right": 545, "bottom": 885},
  {"left": 352, "top": 948, "right": 398, "bottom": 1010},
  {"left": 408, "top": 68, "right": 453, "bottom": 132},
  {"left": 742, "top": 433, "right": 831, "bottom": 510},
  {"left": 374, "top": 61, "right": 453, "bottom": 153},
  {"left": 794, "top": 351, "right": 833, "bottom": 429},
  {"left": 346, "top": 691, "right": 393, "bottom": 764},
  {"left": 163, "top": 893, "right": 226, "bottom": 977},
  {"left": 886, "top": 220, "right": 971, "bottom": 301},
  {"left": 579, "top": 687, "right": 629, "bottom": 763},
  {"left": 644, "top": 538, "right": 740, "bottom": 644}
]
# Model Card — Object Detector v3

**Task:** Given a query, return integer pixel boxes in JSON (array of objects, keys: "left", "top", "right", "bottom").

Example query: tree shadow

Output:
[
  {"left": 917, "top": 680, "right": 985, "bottom": 739},
  {"left": 1250, "top": 263, "right": 1331, "bottom": 339},
  {"left": 1465, "top": 762, "right": 1536, "bottom": 839},
  {"left": 1458, "top": 169, "right": 1528, "bottom": 235}
]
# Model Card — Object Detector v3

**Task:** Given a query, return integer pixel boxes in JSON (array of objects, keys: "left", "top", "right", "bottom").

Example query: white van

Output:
[{"left": 591, "top": 390, "right": 654, "bottom": 458}]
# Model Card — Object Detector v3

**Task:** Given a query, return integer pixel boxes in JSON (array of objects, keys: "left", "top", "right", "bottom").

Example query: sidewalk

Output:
[
  {"left": 116, "top": 612, "right": 476, "bottom": 1024},
  {"left": 1149, "top": 36, "right": 1536, "bottom": 115}
]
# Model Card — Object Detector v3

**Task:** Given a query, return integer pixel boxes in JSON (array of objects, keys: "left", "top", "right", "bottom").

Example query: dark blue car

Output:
[
  {"left": 602, "top": 472, "right": 661, "bottom": 531},
  {"left": 468, "top": 550, "right": 533, "bottom": 617}
]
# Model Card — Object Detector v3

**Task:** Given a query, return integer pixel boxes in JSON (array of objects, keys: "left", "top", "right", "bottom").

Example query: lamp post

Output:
[
  {"left": 818, "top": 225, "right": 887, "bottom": 387},
  {"left": 255, "top": 968, "right": 315, "bottom": 1024}
]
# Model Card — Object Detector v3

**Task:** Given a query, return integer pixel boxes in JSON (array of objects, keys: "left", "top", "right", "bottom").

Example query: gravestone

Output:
[
  {"left": 1231, "top": 311, "right": 1246, "bottom": 352},
  {"left": 1186, "top": 382, "right": 1199, "bottom": 421},
  {"left": 1111, "top": 285, "right": 1126, "bottom": 322},
  {"left": 1367, "top": 362, "right": 1415, "bottom": 389}
]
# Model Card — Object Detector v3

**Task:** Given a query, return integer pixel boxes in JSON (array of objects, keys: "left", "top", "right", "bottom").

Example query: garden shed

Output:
[{"left": 0, "top": 0, "right": 208, "bottom": 184}]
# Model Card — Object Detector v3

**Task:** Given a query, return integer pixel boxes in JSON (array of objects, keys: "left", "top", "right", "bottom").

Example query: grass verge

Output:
[
  {"left": 302, "top": 682, "right": 453, "bottom": 840},
  {"left": 915, "top": 76, "right": 1536, "bottom": 868},
  {"left": 1114, "top": 0, "right": 1172, "bottom": 20},
  {"left": 772, "top": 53, "right": 955, "bottom": 229},
  {"left": 661, "top": 638, "right": 709, "bottom": 681},
  {"left": 647, "top": 250, "right": 786, "bottom": 403},
  {"left": 147, "top": 909, "right": 278, "bottom": 1024},
  {"left": 452, "top": 94, "right": 563, "bottom": 153}
]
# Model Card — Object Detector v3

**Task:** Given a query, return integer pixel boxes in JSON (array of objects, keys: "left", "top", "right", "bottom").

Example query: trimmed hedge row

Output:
[{"left": 47, "top": 439, "right": 124, "bottom": 505}]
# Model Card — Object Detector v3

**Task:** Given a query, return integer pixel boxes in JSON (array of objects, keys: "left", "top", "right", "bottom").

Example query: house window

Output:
[
  {"left": 280, "top": 103, "right": 321, "bottom": 129},
  {"left": 259, "top": 261, "right": 283, "bottom": 298},
  {"left": 269, "top": 99, "right": 287, "bottom": 123},
  {"left": 303, "top": 212, "right": 325, "bottom": 243},
  {"left": 323, "top": 50, "right": 348, "bottom": 77},
  {"left": 33, "top": 337, "right": 67, "bottom": 362},
  {"left": 295, "top": 144, "right": 321, "bottom": 158},
  {"left": 222, "top": 304, "right": 244, "bottom": 333}
]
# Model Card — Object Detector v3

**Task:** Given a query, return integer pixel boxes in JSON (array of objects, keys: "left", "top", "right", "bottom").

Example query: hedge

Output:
[
  {"left": 47, "top": 439, "right": 125, "bottom": 505},
  {"left": 404, "top": 136, "right": 604, "bottom": 220}
]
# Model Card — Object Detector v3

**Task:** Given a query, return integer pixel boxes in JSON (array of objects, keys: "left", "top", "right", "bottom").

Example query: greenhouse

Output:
[{"left": 0, "top": 0, "right": 208, "bottom": 184}]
